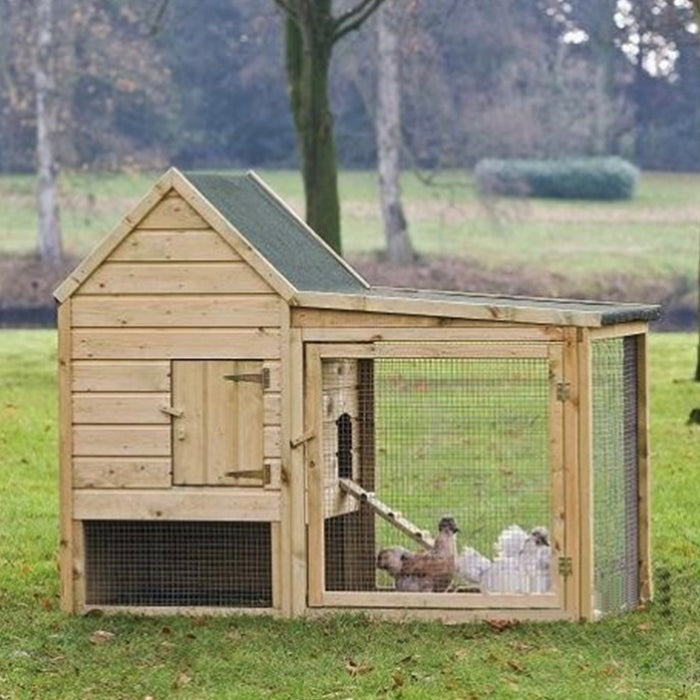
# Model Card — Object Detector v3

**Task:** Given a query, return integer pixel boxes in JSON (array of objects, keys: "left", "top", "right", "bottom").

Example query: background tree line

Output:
[{"left": 1, "top": 0, "right": 699, "bottom": 176}]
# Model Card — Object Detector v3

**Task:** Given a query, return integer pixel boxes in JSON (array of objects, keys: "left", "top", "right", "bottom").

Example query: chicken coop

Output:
[{"left": 55, "top": 168, "right": 659, "bottom": 622}]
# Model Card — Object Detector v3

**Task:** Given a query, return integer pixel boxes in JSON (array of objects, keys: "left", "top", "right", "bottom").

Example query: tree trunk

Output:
[
  {"left": 376, "top": 0, "right": 413, "bottom": 264},
  {"left": 35, "top": 0, "right": 62, "bottom": 263},
  {"left": 285, "top": 8, "right": 341, "bottom": 254}
]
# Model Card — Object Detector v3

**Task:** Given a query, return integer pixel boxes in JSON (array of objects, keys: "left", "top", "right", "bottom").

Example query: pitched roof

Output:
[
  {"left": 53, "top": 167, "right": 661, "bottom": 327},
  {"left": 185, "top": 172, "right": 369, "bottom": 294}
]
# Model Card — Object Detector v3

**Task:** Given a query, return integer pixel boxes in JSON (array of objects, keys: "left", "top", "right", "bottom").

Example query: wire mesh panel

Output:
[
  {"left": 592, "top": 336, "right": 640, "bottom": 616},
  {"left": 84, "top": 520, "right": 272, "bottom": 607},
  {"left": 321, "top": 354, "right": 555, "bottom": 597}
]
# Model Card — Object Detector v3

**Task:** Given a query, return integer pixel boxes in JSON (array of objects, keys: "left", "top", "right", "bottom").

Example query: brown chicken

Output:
[{"left": 377, "top": 517, "right": 460, "bottom": 593}]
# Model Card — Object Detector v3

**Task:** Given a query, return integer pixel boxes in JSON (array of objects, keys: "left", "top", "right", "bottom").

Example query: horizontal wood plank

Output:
[
  {"left": 110, "top": 229, "right": 240, "bottom": 262},
  {"left": 73, "top": 458, "right": 172, "bottom": 488},
  {"left": 78, "top": 262, "right": 272, "bottom": 295},
  {"left": 320, "top": 591, "right": 559, "bottom": 609},
  {"left": 73, "top": 425, "right": 170, "bottom": 456},
  {"left": 71, "top": 295, "right": 282, "bottom": 328},
  {"left": 302, "top": 327, "right": 563, "bottom": 342},
  {"left": 72, "top": 393, "right": 170, "bottom": 424},
  {"left": 73, "top": 488, "right": 281, "bottom": 521},
  {"left": 72, "top": 329, "right": 280, "bottom": 360},
  {"left": 137, "top": 196, "right": 209, "bottom": 229},
  {"left": 72, "top": 361, "right": 171, "bottom": 392}
]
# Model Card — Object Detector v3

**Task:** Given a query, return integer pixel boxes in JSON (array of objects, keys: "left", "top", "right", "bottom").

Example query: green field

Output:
[
  {"left": 1, "top": 170, "right": 699, "bottom": 286},
  {"left": 1, "top": 330, "right": 699, "bottom": 699}
]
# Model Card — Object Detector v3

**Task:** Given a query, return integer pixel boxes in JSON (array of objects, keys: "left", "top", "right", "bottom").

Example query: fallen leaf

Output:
[
  {"left": 40, "top": 597, "right": 54, "bottom": 611},
  {"left": 485, "top": 618, "right": 519, "bottom": 634},
  {"left": 89, "top": 630, "right": 115, "bottom": 646},
  {"left": 174, "top": 672, "right": 192, "bottom": 689},
  {"left": 637, "top": 622, "right": 651, "bottom": 631},
  {"left": 391, "top": 671, "right": 404, "bottom": 688},
  {"left": 345, "top": 658, "right": 373, "bottom": 676},
  {"left": 506, "top": 659, "right": 525, "bottom": 674}
]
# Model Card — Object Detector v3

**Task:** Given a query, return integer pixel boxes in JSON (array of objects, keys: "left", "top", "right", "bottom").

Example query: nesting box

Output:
[{"left": 55, "top": 169, "right": 659, "bottom": 622}]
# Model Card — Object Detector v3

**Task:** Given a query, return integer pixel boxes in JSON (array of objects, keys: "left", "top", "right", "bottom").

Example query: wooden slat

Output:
[
  {"left": 233, "top": 361, "right": 265, "bottom": 484},
  {"left": 636, "top": 333, "right": 652, "bottom": 603},
  {"left": 316, "top": 342, "right": 550, "bottom": 360},
  {"left": 73, "top": 425, "right": 170, "bottom": 456},
  {"left": 291, "top": 308, "right": 508, "bottom": 328},
  {"left": 71, "top": 295, "right": 282, "bottom": 328},
  {"left": 73, "top": 458, "right": 172, "bottom": 488},
  {"left": 73, "top": 521, "right": 86, "bottom": 613},
  {"left": 72, "top": 393, "right": 170, "bottom": 424},
  {"left": 589, "top": 321, "right": 647, "bottom": 341},
  {"left": 58, "top": 300, "right": 74, "bottom": 612},
  {"left": 172, "top": 362, "right": 206, "bottom": 484},
  {"left": 271, "top": 523, "right": 282, "bottom": 610},
  {"left": 110, "top": 229, "right": 240, "bottom": 261},
  {"left": 73, "top": 489, "right": 281, "bottom": 521},
  {"left": 84, "top": 605, "right": 281, "bottom": 617},
  {"left": 72, "top": 361, "right": 170, "bottom": 392},
  {"left": 563, "top": 328, "right": 583, "bottom": 619},
  {"left": 295, "top": 291, "right": 609, "bottom": 328},
  {"left": 78, "top": 262, "right": 272, "bottom": 295},
  {"left": 205, "top": 360, "right": 238, "bottom": 485},
  {"left": 302, "top": 327, "right": 563, "bottom": 342},
  {"left": 548, "top": 344, "right": 566, "bottom": 610},
  {"left": 320, "top": 591, "right": 559, "bottom": 609},
  {"left": 305, "top": 346, "right": 325, "bottom": 606},
  {"left": 72, "top": 328, "right": 280, "bottom": 360},
  {"left": 137, "top": 195, "right": 209, "bottom": 229}
]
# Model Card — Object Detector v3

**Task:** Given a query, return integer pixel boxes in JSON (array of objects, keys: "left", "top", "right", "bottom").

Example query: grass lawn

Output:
[
  {"left": 1, "top": 330, "right": 699, "bottom": 699},
  {"left": 1, "top": 170, "right": 699, "bottom": 288}
]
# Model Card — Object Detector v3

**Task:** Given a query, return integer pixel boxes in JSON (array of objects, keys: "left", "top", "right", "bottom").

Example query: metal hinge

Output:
[
  {"left": 556, "top": 382, "right": 571, "bottom": 402},
  {"left": 558, "top": 556, "right": 572, "bottom": 578},
  {"left": 225, "top": 464, "right": 271, "bottom": 485},
  {"left": 224, "top": 368, "right": 270, "bottom": 389}
]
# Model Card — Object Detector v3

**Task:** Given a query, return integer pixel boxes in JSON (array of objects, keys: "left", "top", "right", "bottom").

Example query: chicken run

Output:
[{"left": 55, "top": 169, "right": 658, "bottom": 622}]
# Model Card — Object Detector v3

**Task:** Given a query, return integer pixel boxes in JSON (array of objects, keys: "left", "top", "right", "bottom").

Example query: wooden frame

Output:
[{"left": 305, "top": 340, "right": 569, "bottom": 614}]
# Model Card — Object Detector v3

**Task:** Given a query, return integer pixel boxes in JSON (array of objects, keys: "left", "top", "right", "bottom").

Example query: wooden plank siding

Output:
[{"left": 110, "top": 229, "right": 241, "bottom": 262}]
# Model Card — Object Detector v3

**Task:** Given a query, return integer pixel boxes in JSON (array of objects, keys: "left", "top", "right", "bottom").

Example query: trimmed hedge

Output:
[{"left": 474, "top": 157, "right": 639, "bottom": 200}]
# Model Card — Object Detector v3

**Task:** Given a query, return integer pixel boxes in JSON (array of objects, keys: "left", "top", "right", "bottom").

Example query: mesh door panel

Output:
[
  {"left": 84, "top": 520, "right": 272, "bottom": 607},
  {"left": 592, "top": 336, "right": 639, "bottom": 615},
  {"left": 321, "top": 356, "right": 553, "bottom": 594}
]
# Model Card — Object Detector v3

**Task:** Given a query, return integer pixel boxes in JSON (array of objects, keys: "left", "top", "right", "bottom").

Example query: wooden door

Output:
[{"left": 172, "top": 360, "right": 266, "bottom": 486}]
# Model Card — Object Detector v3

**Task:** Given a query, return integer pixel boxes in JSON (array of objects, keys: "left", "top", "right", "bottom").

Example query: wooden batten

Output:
[
  {"left": 72, "top": 361, "right": 171, "bottom": 392},
  {"left": 71, "top": 296, "right": 283, "bottom": 328},
  {"left": 636, "top": 334, "right": 652, "bottom": 602},
  {"left": 58, "top": 300, "right": 74, "bottom": 612},
  {"left": 73, "top": 489, "right": 281, "bottom": 522},
  {"left": 73, "top": 425, "right": 171, "bottom": 457},
  {"left": 73, "top": 458, "right": 172, "bottom": 489},
  {"left": 110, "top": 229, "right": 242, "bottom": 262}
]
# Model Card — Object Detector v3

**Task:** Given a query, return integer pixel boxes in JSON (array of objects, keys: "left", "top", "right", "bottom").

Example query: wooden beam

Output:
[
  {"left": 589, "top": 321, "right": 648, "bottom": 341},
  {"left": 314, "top": 343, "right": 551, "bottom": 360},
  {"left": 320, "top": 591, "right": 559, "bottom": 609},
  {"left": 636, "top": 333, "right": 652, "bottom": 603},
  {"left": 73, "top": 489, "right": 281, "bottom": 521},
  {"left": 58, "top": 300, "right": 74, "bottom": 612},
  {"left": 300, "top": 326, "right": 563, "bottom": 342}
]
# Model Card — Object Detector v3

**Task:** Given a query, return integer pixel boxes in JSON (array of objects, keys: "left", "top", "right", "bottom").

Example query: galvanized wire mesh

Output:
[
  {"left": 322, "top": 355, "right": 553, "bottom": 595},
  {"left": 592, "top": 336, "right": 640, "bottom": 616},
  {"left": 84, "top": 520, "right": 272, "bottom": 607}
]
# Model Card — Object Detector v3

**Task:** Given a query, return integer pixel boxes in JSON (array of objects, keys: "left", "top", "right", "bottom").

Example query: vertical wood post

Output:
[
  {"left": 58, "top": 300, "right": 73, "bottom": 611},
  {"left": 636, "top": 333, "right": 652, "bottom": 603}
]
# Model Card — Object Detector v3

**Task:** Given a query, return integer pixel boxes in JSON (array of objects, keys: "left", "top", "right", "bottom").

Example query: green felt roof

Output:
[{"left": 184, "top": 172, "right": 368, "bottom": 294}]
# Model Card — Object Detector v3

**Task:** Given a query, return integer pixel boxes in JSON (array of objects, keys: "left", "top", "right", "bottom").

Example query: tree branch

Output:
[
  {"left": 333, "top": 0, "right": 386, "bottom": 42},
  {"left": 273, "top": 0, "right": 297, "bottom": 18},
  {"left": 148, "top": 0, "right": 171, "bottom": 36}
]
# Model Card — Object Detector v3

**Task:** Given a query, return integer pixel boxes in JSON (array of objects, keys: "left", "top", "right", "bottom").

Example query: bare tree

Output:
[
  {"left": 376, "top": 0, "right": 413, "bottom": 263},
  {"left": 35, "top": 0, "right": 62, "bottom": 263},
  {"left": 275, "top": 0, "right": 386, "bottom": 253}
]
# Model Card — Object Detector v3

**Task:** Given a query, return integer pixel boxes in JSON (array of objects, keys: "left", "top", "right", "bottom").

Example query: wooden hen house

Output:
[{"left": 56, "top": 169, "right": 659, "bottom": 622}]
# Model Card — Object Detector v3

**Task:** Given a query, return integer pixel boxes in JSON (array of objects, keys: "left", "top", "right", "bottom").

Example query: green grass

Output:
[
  {"left": 1, "top": 331, "right": 700, "bottom": 699},
  {"left": 1, "top": 170, "right": 699, "bottom": 287}
]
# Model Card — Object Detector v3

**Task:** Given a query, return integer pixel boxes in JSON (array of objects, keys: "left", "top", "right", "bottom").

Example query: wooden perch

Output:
[{"left": 338, "top": 478, "right": 434, "bottom": 550}]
